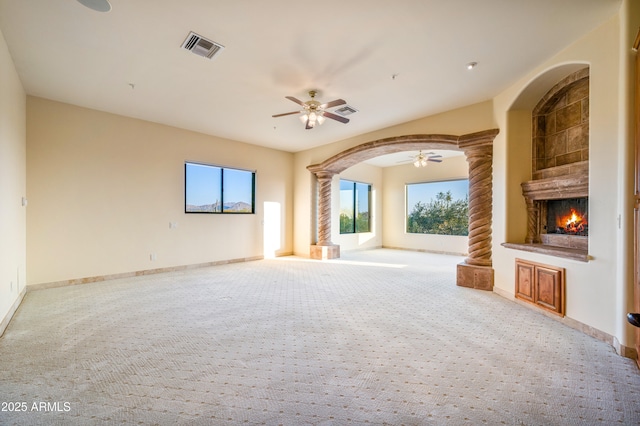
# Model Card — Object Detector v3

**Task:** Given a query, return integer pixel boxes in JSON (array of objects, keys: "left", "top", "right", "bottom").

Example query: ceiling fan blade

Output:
[
  {"left": 322, "top": 111, "right": 349, "bottom": 124},
  {"left": 305, "top": 118, "right": 313, "bottom": 130},
  {"left": 428, "top": 159, "right": 443, "bottom": 163},
  {"left": 272, "top": 111, "right": 300, "bottom": 118},
  {"left": 320, "top": 99, "right": 346, "bottom": 109},
  {"left": 285, "top": 96, "right": 305, "bottom": 106},
  {"left": 428, "top": 154, "right": 443, "bottom": 159}
]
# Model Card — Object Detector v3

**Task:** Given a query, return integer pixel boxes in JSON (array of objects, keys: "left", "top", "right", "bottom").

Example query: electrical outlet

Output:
[
  {"left": 10, "top": 281, "right": 13, "bottom": 291},
  {"left": 150, "top": 253, "right": 157, "bottom": 261}
]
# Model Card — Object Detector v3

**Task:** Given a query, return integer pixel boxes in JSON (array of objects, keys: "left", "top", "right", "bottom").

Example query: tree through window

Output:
[
  {"left": 406, "top": 179, "right": 468, "bottom": 235},
  {"left": 339, "top": 180, "right": 371, "bottom": 234}
]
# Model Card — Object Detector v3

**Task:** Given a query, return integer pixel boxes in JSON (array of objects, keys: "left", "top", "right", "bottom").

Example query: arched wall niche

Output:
[
  {"left": 307, "top": 129, "right": 499, "bottom": 290},
  {"left": 509, "top": 62, "right": 590, "bottom": 111},
  {"left": 503, "top": 63, "right": 590, "bottom": 260},
  {"left": 532, "top": 67, "right": 589, "bottom": 173}
]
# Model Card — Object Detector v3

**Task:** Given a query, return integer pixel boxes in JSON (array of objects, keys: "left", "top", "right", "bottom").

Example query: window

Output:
[
  {"left": 406, "top": 179, "right": 468, "bottom": 235},
  {"left": 185, "top": 162, "right": 255, "bottom": 213},
  {"left": 339, "top": 180, "right": 371, "bottom": 233}
]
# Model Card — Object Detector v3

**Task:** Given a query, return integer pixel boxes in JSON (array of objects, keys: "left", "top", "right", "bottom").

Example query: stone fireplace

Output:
[{"left": 520, "top": 161, "right": 589, "bottom": 258}]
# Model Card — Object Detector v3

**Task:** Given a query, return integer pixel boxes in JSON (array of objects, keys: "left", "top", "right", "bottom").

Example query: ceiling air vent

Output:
[
  {"left": 334, "top": 105, "right": 358, "bottom": 116},
  {"left": 181, "top": 31, "right": 224, "bottom": 60}
]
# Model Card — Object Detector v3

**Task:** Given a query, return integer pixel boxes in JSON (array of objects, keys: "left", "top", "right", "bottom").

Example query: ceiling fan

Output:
[
  {"left": 398, "top": 151, "right": 443, "bottom": 168},
  {"left": 272, "top": 90, "right": 350, "bottom": 129}
]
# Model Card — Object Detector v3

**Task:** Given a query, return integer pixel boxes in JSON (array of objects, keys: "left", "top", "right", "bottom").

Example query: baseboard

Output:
[
  {"left": 493, "top": 286, "right": 638, "bottom": 361},
  {"left": 492, "top": 286, "right": 515, "bottom": 301},
  {"left": 341, "top": 245, "right": 383, "bottom": 253},
  {"left": 382, "top": 245, "right": 467, "bottom": 257},
  {"left": 614, "top": 336, "right": 638, "bottom": 360},
  {"left": 27, "top": 255, "right": 264, "bottom": 292},
  {"left": 0, "top": 286, "right": 27, "bottom": 338}
]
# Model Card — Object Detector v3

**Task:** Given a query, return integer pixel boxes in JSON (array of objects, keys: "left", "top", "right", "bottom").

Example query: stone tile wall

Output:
[{"left": 533, "top": 74, "right": 589, "bottom": 172}]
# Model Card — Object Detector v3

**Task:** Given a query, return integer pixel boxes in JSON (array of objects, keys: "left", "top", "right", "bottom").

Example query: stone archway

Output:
[{"left": 307, "top": 129, "right": 499, "bottom": 290}]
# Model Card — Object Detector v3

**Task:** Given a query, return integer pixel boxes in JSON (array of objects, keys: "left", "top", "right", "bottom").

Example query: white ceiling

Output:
[
  {"left": 364, "top": 150, "right": 463, "bottom": 168},
  {"left": 0, "top": 0, "right": 621, "bottom": 161}
]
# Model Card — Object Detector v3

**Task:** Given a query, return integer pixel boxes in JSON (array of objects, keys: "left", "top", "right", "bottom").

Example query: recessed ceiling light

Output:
[
  {"left": 77, "top": 0, "right": 111, "bottom": 12},
  {"left": 466, "top": 62, "right": 478, "bottom": 70}
]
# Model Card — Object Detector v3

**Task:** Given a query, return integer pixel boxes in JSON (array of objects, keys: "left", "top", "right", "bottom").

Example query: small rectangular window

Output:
[
  {"left": 340, "top": 179, "right": 371, "bottom": 234},
  {"left": 222, "top": 167, "right": 254, "bottom": 213},
  {"left": 185, "top": 162, "right": 255, "bottom": 214},
  {"left": 355, "top": 182, "right": 370, "bottom": 233}
]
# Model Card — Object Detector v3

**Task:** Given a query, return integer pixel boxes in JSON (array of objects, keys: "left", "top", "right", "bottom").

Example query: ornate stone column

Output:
[
  {"left": 457, "top": 140, "right": 494, "bottom": 290},
  {"left": 524, "top": 198, "right": 540, "bottom": 244},
  {"left": 310, "top": 171, "right": 340, "bottom": 260}
]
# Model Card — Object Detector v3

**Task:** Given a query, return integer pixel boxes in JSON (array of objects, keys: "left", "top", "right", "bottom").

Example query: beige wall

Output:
[
  {"left": 26, "top": 98, "right": 294, "bottom": 285},
  {"left": 382, "top": 155, "right": 469, "bottom": 255},
  {"left": 0, "top": 28, "right": 26, "bottom": 330},
  {"left": 492, "top": 3, "right": 638, "bottom": 348}
]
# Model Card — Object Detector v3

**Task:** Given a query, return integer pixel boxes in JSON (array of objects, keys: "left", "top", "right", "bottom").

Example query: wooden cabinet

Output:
[{"left": 515, "top": 259, "right": 565, "bottom": 316}]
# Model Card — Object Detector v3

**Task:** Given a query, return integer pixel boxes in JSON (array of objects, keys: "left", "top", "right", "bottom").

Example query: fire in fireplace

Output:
[{"left": 546, "top": 198, "right": 588, "bottom": 236}]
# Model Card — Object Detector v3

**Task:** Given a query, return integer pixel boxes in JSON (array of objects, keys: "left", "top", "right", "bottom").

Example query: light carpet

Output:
[{"left": 0, "top": 249, "right": 639, "bottom": 425}]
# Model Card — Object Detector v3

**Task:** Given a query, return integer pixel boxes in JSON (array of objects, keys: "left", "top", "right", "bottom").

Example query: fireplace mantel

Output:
[
  {"left": 521, "top": 173, "right": 588, "bottom": 200},
  {"left": 504, "top": 162, "right": 590, "bottom": 261}
]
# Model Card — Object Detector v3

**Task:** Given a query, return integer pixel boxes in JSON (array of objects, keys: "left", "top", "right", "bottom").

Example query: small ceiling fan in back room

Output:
[
  {"left": 397, "top": 151, "right": 443, "bottom": 168},
  {"left": 272, "top": 90, "right": 350, "bottom": 129}
]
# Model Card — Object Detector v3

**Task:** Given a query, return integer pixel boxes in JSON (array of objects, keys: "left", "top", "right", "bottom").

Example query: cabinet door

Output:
[
  {"left": 515, "top": 262, "right": 535, "bottom": 303},
  {"left": 534, "top": 266, "right": 564, "bottom": 315},
  {"left": 514, "top": 259, "right": 565, "bottom": 317}
]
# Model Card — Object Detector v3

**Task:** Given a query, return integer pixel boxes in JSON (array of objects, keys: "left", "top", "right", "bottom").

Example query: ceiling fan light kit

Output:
[
  {"left": 299, "top": 110, "right": 325, "bottom": 127},
  {"left": 413, "top": 151, "right": 443, "bottom": 168},
  {"left": 414, "top": 157, "right": 428, "bottom": 168},
  {"left": 273, "top": 90, "right": 350, "bottom": 130}
]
